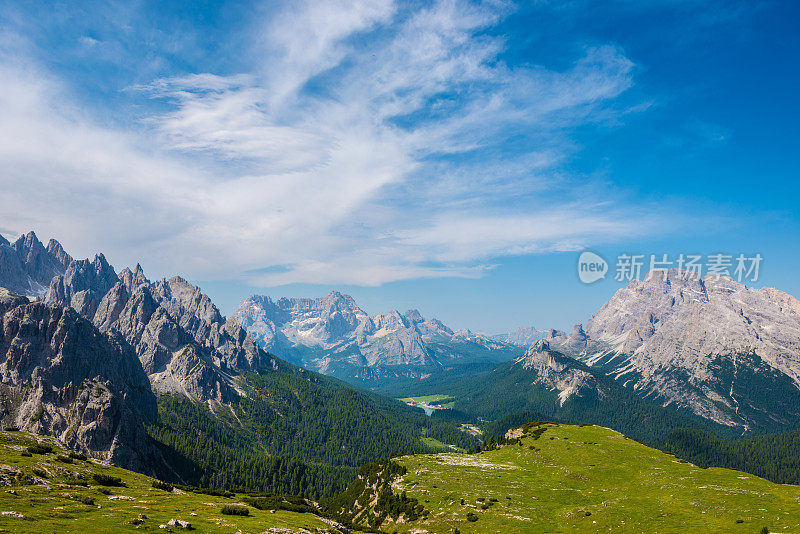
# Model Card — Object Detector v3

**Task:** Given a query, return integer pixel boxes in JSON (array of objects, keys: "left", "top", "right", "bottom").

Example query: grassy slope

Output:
[
  {"left": 0, "top": 431, "right": 347, "bottom": 533},
  {"left": 385, "top": 423, "right": 800, "bottom": 533}
]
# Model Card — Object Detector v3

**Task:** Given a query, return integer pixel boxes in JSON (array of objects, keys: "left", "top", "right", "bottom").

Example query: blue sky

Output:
[{"left": 1, "top": 0, "right": 798, "bottom": 332}]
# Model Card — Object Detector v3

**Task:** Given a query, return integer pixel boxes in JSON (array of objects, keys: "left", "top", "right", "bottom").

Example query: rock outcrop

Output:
[
  {"left": 514, "top": 340, "right": 597, "bottom": 406},
  {"left": 0, "top": 288, "right": 159, "bottom": 471}
]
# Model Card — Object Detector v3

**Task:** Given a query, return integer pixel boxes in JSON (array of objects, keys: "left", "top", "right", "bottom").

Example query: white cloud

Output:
[{"left": 0, "top": 0, "right": 665, "bottom": 286}]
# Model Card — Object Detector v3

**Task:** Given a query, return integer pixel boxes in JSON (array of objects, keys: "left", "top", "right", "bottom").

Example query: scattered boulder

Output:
[{"left": 168, "top": 518, "right": 192, "bottom": 529}]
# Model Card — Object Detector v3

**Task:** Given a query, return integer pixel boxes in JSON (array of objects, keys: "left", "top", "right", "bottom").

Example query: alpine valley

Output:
[
  {"left": 4, "top": 231, "right": 800, "bottom": 533},
  {"left": 0, "top": 232, "right": 480, "bottom": 503}
]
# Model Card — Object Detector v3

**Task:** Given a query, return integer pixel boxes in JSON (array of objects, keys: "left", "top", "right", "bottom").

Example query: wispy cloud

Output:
[{"left": 0, "top": 0, "right": 667, "bottom": 286}]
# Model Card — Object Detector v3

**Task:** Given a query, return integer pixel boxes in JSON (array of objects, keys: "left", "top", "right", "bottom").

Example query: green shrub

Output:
[
  {"left": 98, "top": 488, "right": 111, "bottom": 495},
  {"left": 31, "top": 468, "right": 48, "bottom": 478},
  {"left": 56, "top": 454, "right": 73, "bottom": 464},
  {"left": 27, "top": 443, "right": 54, "bottom": 455},
  {"left": 77, "top": 496, "right": 95, "bottom": 505},
  {"left": 68, "top": 451, "right": 88, "bottom": 461},
  {"left": 20, "top": 451, "right": 32, "bottom": 457},
  {"left": 466, "top": 512, "right": 478, "bottom": 522},
  {"left": 92, "top": 473, "right": 125, "bottom": 487},
  {"left": 152, "top": 480, "right": 174, "bottom": 492},
  {"left": 243, "top": 494, "right": 316, "bottom": 514},
  {"left": 221, "top": 504, "right": 249, "bottom": 516}
]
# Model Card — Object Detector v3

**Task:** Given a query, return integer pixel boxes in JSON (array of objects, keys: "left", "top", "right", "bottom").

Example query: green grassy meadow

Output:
[
  {"left": 384, "top": 423, "right": 800, "bottom": 533},
  {"left": 0, "top": 431, "right": 347, "bottom": 533},
  {"left": 399, "top": 394, "right": 454, "bottom": 405}
]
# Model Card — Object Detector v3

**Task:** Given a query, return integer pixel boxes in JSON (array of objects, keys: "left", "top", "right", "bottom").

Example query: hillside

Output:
[
  {"left": 0, "top": 430, "right": 354, "bottom": 533},
  {"left": 330, "top": 422, "right": 800, "bottom": 533},
  {"left": 437, "top": 341, "right": 731, "bottom": 446},
  {"left": 663, "top": 427, "right": 800, "bottom": 485},
  {"left": 148, "top": 370, "right": 479, "bottom": 499}
]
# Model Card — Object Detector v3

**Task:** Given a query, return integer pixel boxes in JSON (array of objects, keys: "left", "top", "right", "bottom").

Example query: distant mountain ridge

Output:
[
  {"left": 234, "top": 292, "right": 519, "bottom": 383},
  {"left": 492, "top": 325, "right": 549, "bottom": 346}
]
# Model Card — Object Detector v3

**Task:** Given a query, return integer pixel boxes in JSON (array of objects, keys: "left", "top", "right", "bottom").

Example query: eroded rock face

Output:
[
  {"left": 150, "top": 277, "right": 264, "bottom": 373},
  {"left": 1, "top": 231, "right": 272, "bottom": 406},
  {"left": 118, "top": 264, "right": 149, "bottom": 294},
  {"left": 0, "top": 290, "right": 158, "bottom": 471},
  {"left": 45, "top": 254, "right": 119, "bottom": 318},
  {"left": 514, "top": 340, "right": 597, "bottom": 406},
  {"left": 573, "top": 269, "right": 800, "bottom": 430},
  {"left": 92, "top": 282, "right": 238, "bottom": 403},
  {"left": 92, "top": 275, "right": 275, "bottom": 404}
]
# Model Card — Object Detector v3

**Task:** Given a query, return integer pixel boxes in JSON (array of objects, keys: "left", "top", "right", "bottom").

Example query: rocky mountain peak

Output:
[
  {"left": 46, "top": 238, "right": 73, "bottom": 270},
  {"left": 576, "top": 268, "right": 800, "bottom": 430},
  {"left": 5, "top": 231, "right": 67, "bottom": 294},
  {"left": 528, "top": 339, "right": 550, "bottom": 352},
  {"left": 320, "top": 290, "right": 364, "bottom": 316},
  {"left": 404, "top": 309, "right": 424, "bottom": 323},
  {"left": 12, "top": 230, "right": 42, "bottom": 253},
  {"left": 515, "top": 340, "right": 595, "bottom": 406},
  {"left": 45, "top": 252, "right": 119, "bottom": 317},
  {"left": 118, "top": 263, "right": 150, "bottom": 294}
]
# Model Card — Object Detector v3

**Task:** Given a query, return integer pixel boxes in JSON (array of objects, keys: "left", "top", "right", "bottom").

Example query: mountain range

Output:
[
  {"left": 234, "top": 292, "right": 520, "bottom": 384},
  {"left": 0, "top": 231, "right": 478, "bottom": 497},
  {"left": 4, "top": 229, "right": 800, "bottom": 503}
]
